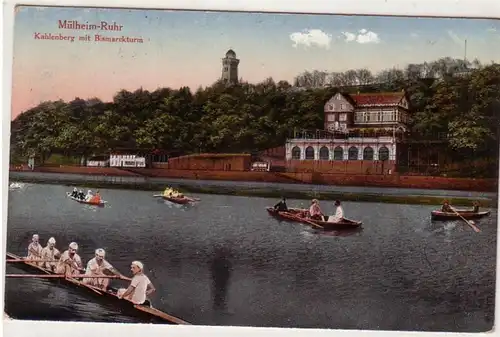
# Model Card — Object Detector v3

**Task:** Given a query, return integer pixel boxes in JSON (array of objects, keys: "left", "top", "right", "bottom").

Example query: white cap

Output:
[
  {"left": 95, "top": 248, "right": 105, "bottom": 257},
  {"left": 88, "top": 190, "right": 92, "bottom": 193},
  {"left": 33, "top": 234, "right": 39, "bottom": 239},
  {"left": 48, "top": 237, "right": 56, "bottom": 244},
  {"left": 131, "top": 261, "right": 144, "bottom": 271},
  {"left": 69, "top": 242, "right": 78, "bottom": 250}
]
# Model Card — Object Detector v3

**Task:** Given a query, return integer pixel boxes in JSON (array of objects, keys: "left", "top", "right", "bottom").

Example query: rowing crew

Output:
[
  {"left": 70, "top": 188, "right": 102, "bottom": 204},
  {"left": 274, "top": 197, "right": 345, "bottom": 223},
  {"left": 26, "top": 234, "right": 155, "bottom": 305}
]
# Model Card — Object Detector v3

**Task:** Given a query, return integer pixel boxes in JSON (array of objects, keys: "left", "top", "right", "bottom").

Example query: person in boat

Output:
[
  {"left": 274, "top": 197, "right": 288, "bottom": 212},
  {"left": 89, "top": 190, "right": 102, "bottom": 204},
  {"left": 41, "top": 237, "right": 61, "bottom": 271},
  {"left": 327, "top": 200, "right": 344, "bottom": 223},
  {"left": 27, "top": 234, "right": 43, "bottom": 266},
  {"left": 70, "top": 188, "right": 78, "bottom": 198},
  {"left": 163, "top": 187, "right": 174, "bottom": 197},
  {"left": 308, "top": 199, "right": 323, "bottom": 220},
  {"left": 473, "top": 201, "right": 480, "bottom": 213},
  {"left": 83, "top": 248, "right": 124, "bottom": 290},
  {"left": 441, "top": 200, "right": 454, "bottom": 213},
  {"left": 84, "top": 190, "right": 94, "bottom": 202},
  {"left": 77, "top": 189, "right": 85, "bottom": 200},
  {"left": 56, "top": 242, "right": 83, "bottom": 277},
  {"left": 117, "top": 261, "right": 156, "bottom": 306}
]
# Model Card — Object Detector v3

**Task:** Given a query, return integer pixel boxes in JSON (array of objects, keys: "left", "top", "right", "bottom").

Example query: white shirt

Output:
[
  {"left": 57, "top": 250, "right": 82, "bottom": 272},
  {"left": 85, "top": 257, "right": 113, "bottom": 276},
  {"left": 130, "top": 273, "right": 152, "bottom": 304},
  {"left": 41, "top": 246, "right": 60, "bottom": 261},
  {"left": 27, "top": 242, "right": 42, "bottom": 258},
  {"left": 335, "top": 206, "right": 344, "bottom": 219}
]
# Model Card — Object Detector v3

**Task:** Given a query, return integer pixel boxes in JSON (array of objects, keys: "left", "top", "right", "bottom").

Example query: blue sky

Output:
[{"left": 11, "top": 6, "right": 500, "bottom": 116}]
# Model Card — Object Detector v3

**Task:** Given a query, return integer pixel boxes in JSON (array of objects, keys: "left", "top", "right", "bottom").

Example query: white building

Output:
[{"left": 109, "top": 154, "right": 146, "bottom": 168}]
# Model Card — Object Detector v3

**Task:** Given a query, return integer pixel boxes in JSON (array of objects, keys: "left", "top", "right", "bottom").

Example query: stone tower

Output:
[{"left": 221, "top": 49, "right": 239, "bottom": 85}]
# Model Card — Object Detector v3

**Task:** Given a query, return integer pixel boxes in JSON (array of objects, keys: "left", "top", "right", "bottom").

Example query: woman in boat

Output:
[
  {"left": 328, "top": 200, "right": 344, "bottom": 223},
  {"left": 89, "top": 190, "right": 101, "bottom": 204},
  {"left": 274, "top": 197, "right": 288, "bottom": 212},
  {"left": 441, "top": 200, "right": 454, "bottom": 213},
  {"left": 84, "top": 190, "right": 93, "bottom": 202},
  {"left": 309, "top": 199, "right": 323, "bottom": 220}
]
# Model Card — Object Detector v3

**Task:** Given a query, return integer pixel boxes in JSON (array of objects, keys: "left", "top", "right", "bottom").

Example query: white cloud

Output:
[
  {"left": 341, "top": 29, "right": 380, "bottom": 44},
  {"left": 289, "top": 29, "right": 332, "bottom": 50},
  {"left": 410, "top": 32, "right": 419, "bottom": 38}
]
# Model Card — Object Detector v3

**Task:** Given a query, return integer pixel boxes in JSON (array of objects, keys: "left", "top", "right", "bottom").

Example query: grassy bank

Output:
[{"left": 11, "top": 175, "right": 497, "bottom": 208}]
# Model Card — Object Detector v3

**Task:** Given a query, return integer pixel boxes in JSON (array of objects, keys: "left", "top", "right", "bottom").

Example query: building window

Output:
[
  {"left": 291, "top": 146, "right": 301, "bottom": 159},
  {"left": 363, "top": 146, "right": 374, "bottom": 160},
  {"left": 339, "top": 123, "right": 347, "bottom": 130},
  {"left": 339, "top": 113, "right": 347, "bottom": 121},
  {"left": 305, "top": 146, "right": 315, "bottom": 160},
  {"left": 328, "top": 104, "right": 333, "bottom": 111},
  {"left": 319, "top": 146, "right": 329, "bottom": 160},
  {"left": 333, "top": 146, "right": 343, "bottom": 160},
  {"left": 348, "top": 146, "right": 359, "bottom": 160},
  {"left": 340, "top": 103, "right": 344, "bottom": 110},
  {"left": 379, "top": 146, "right": 390, "bottom": 161},
  {"left": 327, "top": 113, "right": 335, "bottom": 122}
]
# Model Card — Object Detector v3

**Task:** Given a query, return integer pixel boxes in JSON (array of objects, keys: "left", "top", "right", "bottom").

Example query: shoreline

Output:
[{"left": 9, "top": 171, "right": 498, "bottom": 207}]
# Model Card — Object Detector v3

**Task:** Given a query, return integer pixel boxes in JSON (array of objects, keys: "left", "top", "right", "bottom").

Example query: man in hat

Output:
[
  {"left": 27, "top": 234, "right": 43, "bottom": 266},
  {"left": 273, "top": 197, "right": 288, "bottom": 212},
  {"left": 56, "top": 242, "right": 83, "bottom": 277},
  {"left": 441, "top": 200, "right": 454, "bottom": 213},
  {"left": 117, "top": 260, "right": 156, "bottom": 306},
  {"left": 41, "top": 237, "right": 61, "bottom": 271},
  {"left": 83, "top": 248, "right": 124, "bottom": 291}
]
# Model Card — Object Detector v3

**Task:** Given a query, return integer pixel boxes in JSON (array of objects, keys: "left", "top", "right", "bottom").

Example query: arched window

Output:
[
  {"left": 305, "top": 146, "right": 315, "bottom": 160},
  {"left": 333, "top": 146, "right": 343, "bottom": 160},
  {"left": 319, "top": 146, "right": 329, "bottom": 160},
  {"left": 348, "top": 146, "right": 359, "bottom": 160},
  {"left": 291, "top": 146, "right": 301, "bottom": 160},
  {"left": 379, "top": 146, "right": 390, "bottom": 161},
  {"left": 363, "top": 146, "right": 374, "bottom": 160}
]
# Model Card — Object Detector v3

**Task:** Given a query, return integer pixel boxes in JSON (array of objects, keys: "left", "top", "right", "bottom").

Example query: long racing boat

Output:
[{"left": 5, "top": 252, "right": 190, "bottom": 325}]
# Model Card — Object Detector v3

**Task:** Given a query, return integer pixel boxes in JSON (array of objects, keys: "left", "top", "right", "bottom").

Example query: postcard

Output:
[{"left": 3, "top": 2, "right": 500, "bottom": 335}]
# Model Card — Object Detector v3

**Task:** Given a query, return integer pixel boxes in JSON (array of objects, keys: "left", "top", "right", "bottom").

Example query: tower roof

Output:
[{"left": 225, "top": 49, "right": 236, "bottom": 58}]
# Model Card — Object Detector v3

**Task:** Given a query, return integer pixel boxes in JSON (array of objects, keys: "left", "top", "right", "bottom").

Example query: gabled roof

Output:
[{"left": 350, "top": 92, "right": 406, "bottom": 107}]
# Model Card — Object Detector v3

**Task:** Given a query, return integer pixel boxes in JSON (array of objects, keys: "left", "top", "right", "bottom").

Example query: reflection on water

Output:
[{"left": 5, "top": 183, "right": 497, "bottom": 331}]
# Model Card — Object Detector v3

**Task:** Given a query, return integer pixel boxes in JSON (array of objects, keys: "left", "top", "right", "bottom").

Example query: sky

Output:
[{"left": 10, "top": 6, "right": 500, "bottom": 118}]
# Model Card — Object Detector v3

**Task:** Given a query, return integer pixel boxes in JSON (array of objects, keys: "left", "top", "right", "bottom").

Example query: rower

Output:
[
  {"left": 56, "top": 242, "right": 83, "bottom": 277},
  {"left": 441, "top": 200, "right": 454, "bottom": 213},
  {"left": 41, "top": 237, "right": 61, "bottom": 271},
  {"left": 83, "top": 248, "right": 124, "bottom": 291},
  {"left": 27, "top": 234, "right": 43, "bottom": 266},
  {"left": 309, "top": 199, "right": 323, "bottom": 220},
  {"left": 85, "top": 190, "right": 93, "bottom": 202},
  {"left": 71, "top": 188, "right": 78, "bottom": 198},
  {"left": 117, "top": 261, "right": 155, "bottom": 306},
  {"left": 78, "top": 189, "right": 85, "bottom": 200},
  {"left": 327, "top": 200, "right": 344, "bottom": 223},
  {"left": 473, "top": 201, "right": 480, "bottom": 213},
  {"left": 274, "top": 197, "right": 288, "bottom": 212}
]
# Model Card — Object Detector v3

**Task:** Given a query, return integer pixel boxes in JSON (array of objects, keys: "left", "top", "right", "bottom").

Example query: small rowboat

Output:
[
  {"left": 5, "top": 252, "right": 190, "bottom": 324},
  {"left": 266, "top": 207, "right": 362, "bottom": 230},
  {"left": 153, "top": 194, "right": 199, "bottom": 205},
  {"left": 431, "top": 210, "right": 490, "bottom": 221},
  {"left": 66, "top": 192, "right": 107, "bottom": 207}
]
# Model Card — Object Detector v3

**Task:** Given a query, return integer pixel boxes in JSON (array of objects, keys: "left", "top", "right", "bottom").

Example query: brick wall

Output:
[
  {"left": 286, "top": 160, "right": 397, "bottom": 175},
  {"left": 163, "top": 154, "right": 251, "bottom": 171}
]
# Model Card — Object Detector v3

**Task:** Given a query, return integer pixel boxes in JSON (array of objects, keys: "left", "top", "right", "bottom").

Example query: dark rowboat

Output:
[
  {"left": 66, "top": 192, "right": 106, "bottom": 207},
  {"left": 153, "top": 194, "right": 198, "bottom": 204},
  {"left": 5, "top": 252, "right": 189, "bottom": 325},
  {"left": 266, "top": 207, "right": 362, "bottom": 230},
  {"left": 431, "top": 210, "right": 490, "bottom": 221}
]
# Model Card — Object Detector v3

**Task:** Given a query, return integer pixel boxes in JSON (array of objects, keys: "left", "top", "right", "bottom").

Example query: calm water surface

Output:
[{"left": 5, "top": 183, "right": 497, "bottom": 331}]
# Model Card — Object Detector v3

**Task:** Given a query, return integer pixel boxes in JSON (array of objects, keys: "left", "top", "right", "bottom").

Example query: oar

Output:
[
  {"left": 6, "top": 274, "right": 127, "bottom": 279},
  {"left": 451, "top": 208, "right": 481, "bottom": 233},
  {"left": 7, "top": 259, "right": 59, "bottom": 263},
  {"left": 282, "top": 211, "right": 324, "bottom": 229}
]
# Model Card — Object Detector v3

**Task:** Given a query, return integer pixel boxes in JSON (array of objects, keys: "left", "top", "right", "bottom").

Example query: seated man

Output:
[
  {"left": 441, "top": 201, "right": 454, "bottom": 213},
  {"left": 274, "top": 197, "right": 288, "bottom": 212}
]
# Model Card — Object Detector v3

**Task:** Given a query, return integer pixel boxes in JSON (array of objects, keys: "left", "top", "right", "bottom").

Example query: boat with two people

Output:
[
  {"left": 153, "top": 186, "right": 199, "bottom": 205},
  {"left": 5, "top": 235, "right": 189, "bottom": 324},
  {"left": 267, "top": 197, "right": 362, "bottom": 230},
  {"left": 431, "top": 200, "right": 490, "bottom": 221},
  {"left": 66, "top": 188, "right": 107, "bottom": 207}
]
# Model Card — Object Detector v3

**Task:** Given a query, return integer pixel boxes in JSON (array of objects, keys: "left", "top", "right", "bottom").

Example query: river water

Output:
[{"left": 4, "top": 183, "right": 497, "bottom": 331}]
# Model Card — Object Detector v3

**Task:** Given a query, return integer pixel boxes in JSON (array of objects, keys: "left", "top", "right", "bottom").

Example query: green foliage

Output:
[{"left": 10, "top": 58, "right": 500, "bottom": 164}]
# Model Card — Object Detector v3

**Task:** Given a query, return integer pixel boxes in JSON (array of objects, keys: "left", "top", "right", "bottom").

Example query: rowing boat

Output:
[
  {"left": 5, "top": 252, "right": 189, "bottom": 325},
  {"left": 266, "top": 207, "right": 362, "bottom": 230},
  {"left": 153, "top": 194, "right": 198, "bottom": 204},
  {"left": 66, "top": 192, "right": 107, "bottom": 207},
  {"left": 431, "top": 210, "right": 490, "bottom": 221}
]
